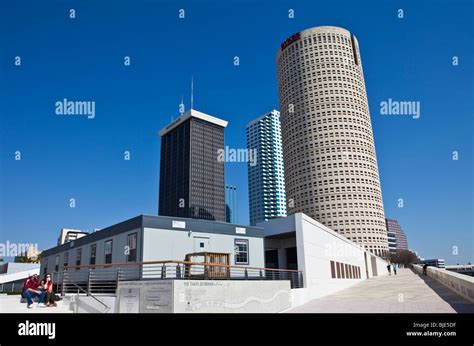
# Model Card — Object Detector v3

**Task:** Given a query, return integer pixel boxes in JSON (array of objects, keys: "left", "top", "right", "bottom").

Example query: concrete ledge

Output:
[
  {"left": 117, "top": 280, "right": 291, "bottom": 313},
  {"left": 413, "top": 265, "right": 474, "bottom": 302}
]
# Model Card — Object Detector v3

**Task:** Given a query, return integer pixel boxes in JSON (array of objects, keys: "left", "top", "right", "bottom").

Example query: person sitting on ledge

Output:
[
  {"left": 40, "top": 273, "right": 57, "bottom": 307},
  {"left": 22, "top": 274, "right": 46, "bottom": 309}
]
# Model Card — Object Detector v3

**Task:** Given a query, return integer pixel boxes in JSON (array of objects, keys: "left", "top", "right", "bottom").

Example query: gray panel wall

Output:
[
  {"left": 41, "top": 228, "right": 142, "bottom": 275},
  {"left": 142, "top": 227, "right": 264, "bottom": 267},
  {"left": 40, "top": 223, "right": 264, "bottom": 275}
]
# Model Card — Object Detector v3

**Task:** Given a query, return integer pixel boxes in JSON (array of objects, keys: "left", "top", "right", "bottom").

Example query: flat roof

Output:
[
  {"left": 42, "top": 215, "right": 263, "bottom": 257},
  {"left": 245, "top": 109, "right": 280, "bottom": 129},
  {"left": 258, "top": 213, "right": 388, "bottom": 262},
  {"left": 159, "top": 109, "right": 228, "bottom": 136}
]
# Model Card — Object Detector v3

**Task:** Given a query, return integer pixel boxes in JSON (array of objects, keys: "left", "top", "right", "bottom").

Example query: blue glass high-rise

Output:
[{"left": 246, "top": 110, "right": 287, "bottom": 226}]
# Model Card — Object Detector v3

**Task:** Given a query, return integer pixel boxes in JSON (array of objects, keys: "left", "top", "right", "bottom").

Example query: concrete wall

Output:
[
  {"left": 142, "top": 227, "right": 264, "bottom": 268},
  {"left": 173, "top": 280, "right": 290, "bottom": 313},
  {"left": 374, "top": 255, "right": 389, "bottom": 277},
  {"left": 413, "top": 265, "right": 474, "bottom": 303},
  {"left": 295, "top": 213, "right": 386, "bottom": 303},
  {"left": 116, "top": 279, "right": 291, "bottom": 313}
]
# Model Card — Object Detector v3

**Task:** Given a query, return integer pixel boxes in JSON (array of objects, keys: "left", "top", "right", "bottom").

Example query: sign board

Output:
[
  {"left": 117, "top": 281, "right": 173, "bottom": 313},
  {"left": 281, "top": 32, "right": 301, "bottom": 51},
  {"left": 172, "top": 220, "right": 186, "bottom": 229},
  {"left": 235, "top": 227, "right": 246, "bottom": 235},
  {"left": 118, "top": 287, "right": 140, "bottom": 313}
]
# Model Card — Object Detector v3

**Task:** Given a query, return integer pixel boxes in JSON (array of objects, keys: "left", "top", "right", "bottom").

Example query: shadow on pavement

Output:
[{"left": 410, "top": 268, "right": 474, "bottom": 313}]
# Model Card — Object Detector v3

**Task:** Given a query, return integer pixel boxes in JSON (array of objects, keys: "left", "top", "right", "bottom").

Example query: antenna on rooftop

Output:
[{"left": 190, "top": 75, "right": 194, "bottom": 110}]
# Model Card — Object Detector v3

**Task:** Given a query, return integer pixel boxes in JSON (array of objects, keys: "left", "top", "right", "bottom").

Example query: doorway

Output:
[
  {"left": 265, "top": 250, "right": 279, "bottom": 269},
  {"left": 285, "top": 247, "right": 298, "bottom": 270}
]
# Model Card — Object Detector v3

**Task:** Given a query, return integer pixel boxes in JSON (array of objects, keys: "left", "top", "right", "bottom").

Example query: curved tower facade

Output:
[{"left": 276, "top": 26, "right": 388, "bottom": 257}]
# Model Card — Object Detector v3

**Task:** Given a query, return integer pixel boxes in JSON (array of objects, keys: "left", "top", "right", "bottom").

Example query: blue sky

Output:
[{"left": 0, "top": 0, "right": 472, "bottom": 264}]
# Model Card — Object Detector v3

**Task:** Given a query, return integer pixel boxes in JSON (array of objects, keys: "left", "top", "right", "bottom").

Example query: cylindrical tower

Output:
[{"left": 276, "top": 26, "right": 388, "bottom": 257}]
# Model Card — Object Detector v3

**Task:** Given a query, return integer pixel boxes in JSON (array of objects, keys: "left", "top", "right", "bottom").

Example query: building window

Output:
[
  {"left": 127, "top": 233, "right": 137, "bottom": 263},
  {"left": 234, "top": 239, "right": 249, "bottom": 265},
  {"left": 336, "top": 262, "right": 341, "bottom": 278},
  {"left": 90, "top": 244, "right": 97, "bottom": 265},
  {"left": 55, "top": 255, "right": 59, "bottom": 272},
  {"left": 75, "top": 248, "right": 82, "bottom": 269},
  {"left": 104, "top": 240, "right": 113, "bottom": 264},
  {"left": 330, "top": 260, "right": 335, "bottom": 278},
  {"left": 64, "top": 252, "right": 69, "bottom": 269},
  {"left": 43, "top": 261, "right": 48, "bottom": 275}
]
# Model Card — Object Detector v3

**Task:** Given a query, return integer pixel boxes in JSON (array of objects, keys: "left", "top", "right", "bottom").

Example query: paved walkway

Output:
[
  {"left": 0, "top": 295, "right": 72, "bottom": 313},
  {"left": 288, "top": 268, "right": 474, "bottom": 313}
]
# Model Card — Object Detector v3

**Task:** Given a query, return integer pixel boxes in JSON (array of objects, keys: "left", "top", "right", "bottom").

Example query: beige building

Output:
[
  {"left": 14, "top": 245, "right": 42, "bottom": 263},
  {"left": 276, "top": 26, "right": 388, "bottom": 257},
  {"left": 58, "top": 228, "right": 88, "bottom": 246}
]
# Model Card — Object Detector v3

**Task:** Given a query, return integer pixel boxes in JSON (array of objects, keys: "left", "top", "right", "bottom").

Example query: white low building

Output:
[
  {"left": 0, "top": 263, "right": 40, "bottom": 293},
  {"left": 258, "top": 213, "right": 388, "bottom": 307}
]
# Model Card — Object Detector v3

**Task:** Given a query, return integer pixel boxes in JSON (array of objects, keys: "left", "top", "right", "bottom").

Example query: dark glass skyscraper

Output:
[{"left": 158, "top": 109, "right": 228, "bottom": 221}]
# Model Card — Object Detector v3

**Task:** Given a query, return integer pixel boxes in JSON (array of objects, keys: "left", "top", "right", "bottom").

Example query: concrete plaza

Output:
[
  {"left": 0, "top": 295, "right": 72, "bottom": 313},
  {"left": 287, "top": 268, "right": 474, "bottom": 313}
]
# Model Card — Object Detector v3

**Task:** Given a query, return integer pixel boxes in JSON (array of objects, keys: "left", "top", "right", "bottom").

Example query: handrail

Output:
[
  {"left": 56, "top": 259, "right": 305, "bottom": 292},
  {"left": 60, "top": 259, "right": 303, "bottom": 273},
  {"left": 63, "top": 274, "right": 110, "bottom": 313}
]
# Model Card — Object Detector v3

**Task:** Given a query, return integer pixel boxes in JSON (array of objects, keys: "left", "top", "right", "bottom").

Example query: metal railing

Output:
[
  {"left": 62, "top": 275, "right": 111, "bottom": 313},
  {"left": 55, "top": 259, "right": 304, "bottom": 296}
]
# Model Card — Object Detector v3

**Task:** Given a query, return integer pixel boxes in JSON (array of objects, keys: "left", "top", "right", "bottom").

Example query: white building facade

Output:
[{"left": 259, "top": 213, "right": 388, "bottom": 305}]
